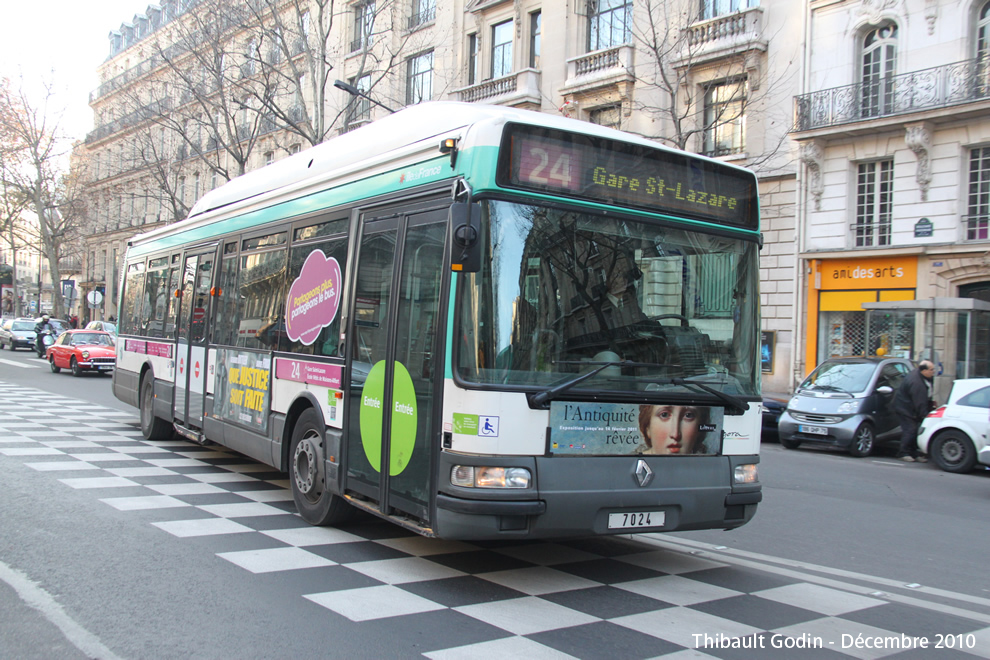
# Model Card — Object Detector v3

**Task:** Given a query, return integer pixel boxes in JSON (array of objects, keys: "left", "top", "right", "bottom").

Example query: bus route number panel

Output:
[{"left": 500, "top": 124, "right": 758, "bottom": 230}]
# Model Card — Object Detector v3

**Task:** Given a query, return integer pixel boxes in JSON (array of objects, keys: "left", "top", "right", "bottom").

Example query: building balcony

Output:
[
  {"left": 675, "top": 7, "right": 767, "bottom": 69},
  {"left": 560, "top": 45, "right": 635, "bottom": 97},
  {"left": 454, "top": 69, "right": 541, "bottom": 107},
  {"left": 85, "top": 98, "right": 173, "bottom": 144},
  {"left": 795, "top": 58, "right": 990, "bottom": 133}
]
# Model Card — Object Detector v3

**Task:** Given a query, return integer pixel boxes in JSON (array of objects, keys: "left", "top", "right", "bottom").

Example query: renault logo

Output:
[{"left": 635, "top": 459, "right": 654, "bottom": 487}]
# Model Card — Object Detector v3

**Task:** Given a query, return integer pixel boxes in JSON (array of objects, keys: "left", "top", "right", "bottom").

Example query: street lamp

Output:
[{"left": 333, "top": 79, "right": 396, "bottom": 114}]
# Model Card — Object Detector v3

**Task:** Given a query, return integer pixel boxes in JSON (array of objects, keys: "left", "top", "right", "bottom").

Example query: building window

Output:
[
  {"left": 861, "top": 23, "right": 897, "bottom": 118},
  {"left": 588, "top": 0, "right": 631, "bottom": 52},
  {"left": 590, "top": 104, "right": 621, "bottom": 129},
  {"left": 966, "top": 147, "right": 990, "bottom": 240},
  {"left": 530, "top": 11, "right": 541, "bottom": 69},
  {"left": 179, "top": 176, "right": 187, "bottom": 206},
  {"left": 409, "top": 0, "right": 436, "bottom": 30},
  {"left": 699, "top": 0, "right": 759, "bottom": 21},
  {"left": 855, "top": 160, "right": 893, "bottom": 247},
  {"left": 346, "top": 74, "right": 371, "bottom": 126},
  {"left": 244, "top": 38, "right": 258, "bottom": 77},
  {"left": 407, "top": 50, "right": 433, "bottom": 104},
  {"left": 353, "top": 1, "right": 376, "bottom": 52},
  {"left": 467, "top": 33, "right": 479, "bottom": 85},
  {"left": 703, "top": 78, "right": 746, "bottom": 157},
  {"left": 491, "top": 20, "right": 513, "bottom": 79},
  {"left": 265, "top": 151, "right": 275, "bottom": 166},
  {"left": 976, "top": 2, "right": 990, "bottom": 96},
  {"left": 289, "top": 144, "right": 301, "bottom": 155}
]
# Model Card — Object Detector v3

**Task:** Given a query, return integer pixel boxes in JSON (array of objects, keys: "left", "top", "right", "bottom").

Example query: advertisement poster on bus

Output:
[
  {"left": 285, "top": 249, "right": 342, "bottom": 346},
  {"left": 215, "top": 348, "right": 271, "bottom": 432},
  {"left": 549, "top": 402, "right": 723, "bottom": 456}
]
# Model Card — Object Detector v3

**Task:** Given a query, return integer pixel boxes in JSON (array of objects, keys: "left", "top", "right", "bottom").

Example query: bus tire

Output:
[
  {"left": 289, "top": 407, "right": 352, "bottom": 526},
  {"left": 140, "top": 374, "right": 173, "bottom": 440}
]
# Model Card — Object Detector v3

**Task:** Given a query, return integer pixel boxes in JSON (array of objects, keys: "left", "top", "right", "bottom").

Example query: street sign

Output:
[{"left": 86, "top": 290, "right": 104, "bottom": 307}]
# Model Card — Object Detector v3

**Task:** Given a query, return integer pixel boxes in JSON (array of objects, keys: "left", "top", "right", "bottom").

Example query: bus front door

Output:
[
  {"left": 345, "top": 206, "right": 447, "bottom": 527},
  {"left": 174, "top": 251, "right": 215, "bottom": 430}
]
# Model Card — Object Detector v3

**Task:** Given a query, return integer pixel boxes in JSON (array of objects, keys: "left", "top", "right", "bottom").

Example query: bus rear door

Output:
[
  {"left": 174, "top": 249, "right": 216, "bottom": 430},
  {"left": 345, "top": 204, "right": 447, "bottom": 528}
]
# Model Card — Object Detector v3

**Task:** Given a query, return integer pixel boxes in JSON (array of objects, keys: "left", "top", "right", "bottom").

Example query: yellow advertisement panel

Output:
[{"left": 819, "top": 290, "right": 877, "bottom": 312}]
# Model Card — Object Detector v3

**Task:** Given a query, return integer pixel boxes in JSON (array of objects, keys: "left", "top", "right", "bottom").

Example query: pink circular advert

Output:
[{"left": 285, "top": 250, "right": 342, "bottom": 345}]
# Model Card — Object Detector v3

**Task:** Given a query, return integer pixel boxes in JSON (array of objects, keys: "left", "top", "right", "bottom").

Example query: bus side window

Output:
[
  {"left": 120, "top": 262, "right": 146, "bottom": 336},
  {"left": 214, "top": 255, "right": 239, "bottom": 346},
  {"left": 163, "top": 265, "right": 180, "bottom": 340},
  {"left": 236, "top": 249, "right": 287, "bottom": 350}
]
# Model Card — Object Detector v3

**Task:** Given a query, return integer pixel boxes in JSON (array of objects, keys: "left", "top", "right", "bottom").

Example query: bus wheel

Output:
[
  {"left": 140, "top": 375, "right": 173, "bottom": 440},
  {"left": 290, "top": 408, "right": 352, "bottom": 526}
]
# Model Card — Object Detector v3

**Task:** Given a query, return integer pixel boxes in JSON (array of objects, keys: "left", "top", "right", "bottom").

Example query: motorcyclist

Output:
[{"left": 34, "top": 314, "right": 54, "bottom": 358}]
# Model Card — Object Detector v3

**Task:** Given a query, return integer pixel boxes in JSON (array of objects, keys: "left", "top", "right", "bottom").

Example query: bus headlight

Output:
[
  {"left": 451, "top": 466, "right": 531, "bottom": 488},
  {"left": 733, "top": 464, "right": 758, "bottom": 484}
]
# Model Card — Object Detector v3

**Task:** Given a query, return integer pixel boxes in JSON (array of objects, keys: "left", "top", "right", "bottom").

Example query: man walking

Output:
[{"left": 893, "top": 360, "right": 935, "bottom": 462}]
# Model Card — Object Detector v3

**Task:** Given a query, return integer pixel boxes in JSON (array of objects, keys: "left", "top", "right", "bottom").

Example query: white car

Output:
[{"left": 917, "top": 378, "right": 990, "bottom": 473}]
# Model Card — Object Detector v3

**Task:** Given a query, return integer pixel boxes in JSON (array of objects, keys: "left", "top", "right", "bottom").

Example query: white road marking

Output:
[
  {"left": 0, "top": 358, "right": 43, "bottom": 369},
  {"left": 0, "top": 559, "right": 125, "bottom": 660},
  {"left": 642, "top": 534, "right": 990, "bottom": 624}
]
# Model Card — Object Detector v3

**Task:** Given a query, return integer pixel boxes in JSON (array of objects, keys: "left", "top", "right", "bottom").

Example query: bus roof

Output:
[{"left": 130, "top": 102, "right": 754, "bottom": 248}]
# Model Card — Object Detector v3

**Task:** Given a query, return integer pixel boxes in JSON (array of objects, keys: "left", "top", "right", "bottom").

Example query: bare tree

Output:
[
  {"left": 631, "top": 0, "right": 796, "bottom": 172},
  {"left": 0, "top": 77, "right": 79, "bottom": 319}
]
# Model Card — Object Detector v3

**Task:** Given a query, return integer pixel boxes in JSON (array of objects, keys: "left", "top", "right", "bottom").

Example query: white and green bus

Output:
[{"left": 113, "top": 102, "right": 763, "bottom": 539}]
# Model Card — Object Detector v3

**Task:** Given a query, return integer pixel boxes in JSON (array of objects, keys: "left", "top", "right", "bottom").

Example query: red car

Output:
[{"left": 47, "top": 330, "right": 117, "bottom": 376}]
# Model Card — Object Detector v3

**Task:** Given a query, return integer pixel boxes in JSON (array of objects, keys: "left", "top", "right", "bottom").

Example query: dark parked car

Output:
[
  {"left": 761, "top": 394, "right": 789, "bottom": 441},
  {"left": 777, "top": 357, "right": 914, "bottom": 457}
]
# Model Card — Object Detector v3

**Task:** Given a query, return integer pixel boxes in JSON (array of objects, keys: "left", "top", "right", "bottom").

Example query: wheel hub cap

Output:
[{"left": 293, "top": 437, "right": 318, "bottom": 495}]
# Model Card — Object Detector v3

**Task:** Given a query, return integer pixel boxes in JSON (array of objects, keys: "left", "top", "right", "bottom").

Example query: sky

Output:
[{"left": 0, "top": 0, "right": 150, "bottom": 142}]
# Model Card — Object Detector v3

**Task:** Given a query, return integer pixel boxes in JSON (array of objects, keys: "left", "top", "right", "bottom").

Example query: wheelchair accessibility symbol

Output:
[{"left": 479, "top": 416, "right": 500, "bottom": 437}]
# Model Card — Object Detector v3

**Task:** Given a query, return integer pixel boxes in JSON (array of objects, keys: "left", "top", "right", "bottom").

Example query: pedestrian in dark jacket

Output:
[{"left": 893, "top": 360, "right": 935, "bottom": 462}]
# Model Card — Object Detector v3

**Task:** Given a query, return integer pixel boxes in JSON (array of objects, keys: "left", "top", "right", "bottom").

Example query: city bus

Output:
[{"left": 112, "top": 102, "right": 763, "bottom": 540}]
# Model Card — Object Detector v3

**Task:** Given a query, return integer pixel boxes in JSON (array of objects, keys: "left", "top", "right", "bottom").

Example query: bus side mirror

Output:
[{"left": 450, "top": 202, "right": 482, "bottom": 273}]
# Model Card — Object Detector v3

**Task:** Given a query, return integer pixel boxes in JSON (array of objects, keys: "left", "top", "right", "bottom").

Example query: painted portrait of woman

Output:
[{"left": 637, "top": 404, "right": 711, "bottom": 455}]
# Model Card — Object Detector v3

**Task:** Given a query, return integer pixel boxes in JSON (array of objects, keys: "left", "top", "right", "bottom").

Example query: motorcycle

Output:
[{"left": 36, "top": 328, "right": 54, "bottom": 358}]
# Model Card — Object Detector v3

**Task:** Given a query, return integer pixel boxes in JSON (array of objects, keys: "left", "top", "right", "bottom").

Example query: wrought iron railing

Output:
[
  {"left": 796, "top": 58, "right": 990, "bottom": 130},
  {"left": 407, "top": 5, "right": 436, "bottom": 30}
]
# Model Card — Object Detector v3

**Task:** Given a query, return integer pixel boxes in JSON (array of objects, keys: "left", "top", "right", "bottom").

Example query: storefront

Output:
[{"left": 805, "top": 255, "right": 918, "bottom": 370}]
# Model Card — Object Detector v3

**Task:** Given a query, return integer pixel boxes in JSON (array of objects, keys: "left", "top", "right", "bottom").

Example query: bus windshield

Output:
[{"left": 456, "top": 200, "right": 760, "bottom": 397}]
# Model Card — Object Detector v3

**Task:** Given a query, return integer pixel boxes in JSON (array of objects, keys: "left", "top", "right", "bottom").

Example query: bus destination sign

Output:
[{"left": 499, "top": 124, "right": 758, "bottom": 229}]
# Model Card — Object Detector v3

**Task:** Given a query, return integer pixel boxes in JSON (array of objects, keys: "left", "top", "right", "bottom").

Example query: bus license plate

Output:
[
  {"left": 799, "top": 424, "right": 828, "bottom": 435},
  {"left": 608, "top": 511, "right": 664, "bottom": 529}
]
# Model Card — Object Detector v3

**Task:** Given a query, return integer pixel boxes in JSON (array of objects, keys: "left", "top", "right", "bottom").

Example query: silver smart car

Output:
[{"left": 778, "top": 357, "right": 914, "bottom": 457}]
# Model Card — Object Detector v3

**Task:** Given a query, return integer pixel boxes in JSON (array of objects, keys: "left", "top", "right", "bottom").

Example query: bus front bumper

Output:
[{"left": 434, "top": 453, "right": 760, "bottom": 540}]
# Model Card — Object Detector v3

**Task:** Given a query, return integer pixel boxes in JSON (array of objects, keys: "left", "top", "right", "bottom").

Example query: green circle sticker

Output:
[{"left": 359, "top": 360, "right": 418, "bottom": 476}]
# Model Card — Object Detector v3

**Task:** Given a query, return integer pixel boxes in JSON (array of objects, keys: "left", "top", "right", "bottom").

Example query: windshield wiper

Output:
[
  {"left": 667, "top": 377, "right": 748, "bottom": 415},
  {"left": 807, "top": 384, "right": 847, "bottom": 393},
  {"left": 527, "top": 360, "right": 661, "bottom": 408}
]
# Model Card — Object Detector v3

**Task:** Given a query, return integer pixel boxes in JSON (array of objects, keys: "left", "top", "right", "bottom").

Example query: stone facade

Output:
[{"left": 75, "top": 0, "right": 801, "bottom": 389}]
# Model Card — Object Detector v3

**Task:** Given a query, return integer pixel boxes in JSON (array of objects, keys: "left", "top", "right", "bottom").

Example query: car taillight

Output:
[{"left": 927, "top": 406, "right": 945, "bottom": 418}]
